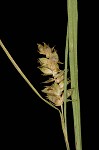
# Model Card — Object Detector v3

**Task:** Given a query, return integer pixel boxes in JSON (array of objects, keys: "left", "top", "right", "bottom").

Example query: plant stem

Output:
[
  {"left": 64, "top": 26, "right": 69, "bottom": 128},
  {"left": 59, "top": 112, "right": 70, "bottom": 150},
  {"left": 0, "top": 39, "right": 58, "bottom": 110},
  {"left": 67, "top": 0, "right": 82, "bottom": 149}
]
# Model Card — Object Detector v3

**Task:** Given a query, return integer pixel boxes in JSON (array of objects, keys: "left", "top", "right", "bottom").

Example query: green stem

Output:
[
  {"left": 64, "top": 26, "right": 69, "bottom": 127},
  {"left": 67, "top": 0, "right": 82, "bottom": 150},
  {"left": 59, "top": 112, "right": 70, "bottom": 150},
  {"left": 64, "top": 26, "right": 70, "bottom": 149}
]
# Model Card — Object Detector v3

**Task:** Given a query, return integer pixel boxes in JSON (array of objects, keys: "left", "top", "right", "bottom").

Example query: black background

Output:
[{"left": 0, "top": 0, "right": 97, "bottom": 150}]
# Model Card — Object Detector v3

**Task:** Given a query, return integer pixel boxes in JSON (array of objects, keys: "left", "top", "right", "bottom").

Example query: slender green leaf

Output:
[{"left": 67, "top": 0, "right": 82, "bottom": 150}]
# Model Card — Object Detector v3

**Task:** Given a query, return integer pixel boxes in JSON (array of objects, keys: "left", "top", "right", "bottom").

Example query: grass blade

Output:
[{"left": 67, "top": 0, "right": 82, "bottom": 150}]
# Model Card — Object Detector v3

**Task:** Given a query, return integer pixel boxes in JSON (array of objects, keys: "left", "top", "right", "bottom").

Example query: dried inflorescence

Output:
[{"left": 37, "top": 43, "right": 72, "bottom": 106}]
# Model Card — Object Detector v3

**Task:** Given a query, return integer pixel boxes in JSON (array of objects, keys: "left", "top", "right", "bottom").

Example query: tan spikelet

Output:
[{"left": 37, "top": 43, "right": 72, "bottom": 106}]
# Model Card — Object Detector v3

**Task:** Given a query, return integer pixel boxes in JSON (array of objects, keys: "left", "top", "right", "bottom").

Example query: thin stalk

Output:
[
  {"left": 0, "top": 39, "right": 58, "bottom": 110},
  {"left": 59, "top": 111, "right": 70, "bottom": 150},
  {"left": 64, "top": 26, "right": 70, "bottom": 150},
  {"left": 0, "top": 39, "right": 70, "bottom": 149},
  {"left": 64, "top": 27, "right": 69, "bottom": 127},
  {"left": 61, "top": 105, "right": 63, "bottom": 116},
  {"left": 67, "top": 0, "right": 82, "bottom": 150}
]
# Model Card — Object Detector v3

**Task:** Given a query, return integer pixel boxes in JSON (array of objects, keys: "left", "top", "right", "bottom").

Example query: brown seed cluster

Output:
[{"left": 37, "top": 43, "right": 72, "bottom": 106}]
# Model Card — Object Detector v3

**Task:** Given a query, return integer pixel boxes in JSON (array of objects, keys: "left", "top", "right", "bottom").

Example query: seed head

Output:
[{"left": 37, "top": 43, "right": 72, "bottom": 106}]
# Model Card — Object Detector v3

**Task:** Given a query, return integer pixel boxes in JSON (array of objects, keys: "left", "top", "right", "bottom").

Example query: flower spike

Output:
[{"left": 38, "top": 43, "right": 72, "bottom": 106}]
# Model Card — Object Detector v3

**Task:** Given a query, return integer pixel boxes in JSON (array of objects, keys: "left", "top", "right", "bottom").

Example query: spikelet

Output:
[{"left": 38, "top": 43, "right": 72, "bottom": 106}]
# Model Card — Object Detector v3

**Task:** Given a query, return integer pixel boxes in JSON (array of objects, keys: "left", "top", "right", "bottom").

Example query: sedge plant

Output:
[{"left": 0, "top": 0, "right": 82, "bottom": 149}]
